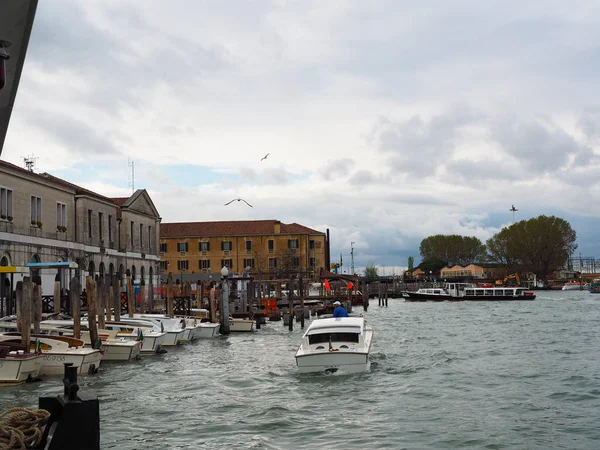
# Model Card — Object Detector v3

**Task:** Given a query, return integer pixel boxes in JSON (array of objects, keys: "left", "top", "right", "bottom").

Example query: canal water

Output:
[{"left": 1, "top": 290, "right": 599, "bottom": 449}]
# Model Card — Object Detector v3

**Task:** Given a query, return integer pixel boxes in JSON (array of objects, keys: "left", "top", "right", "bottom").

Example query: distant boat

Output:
[
  {"left": 589, "top": 279, "right": 600, "bottom": 294},
  {"left": 561, "top": 281, "right": 587, "bottom": 291},
  {"left": 402, "top": 282, "right": 536, "bottom": 301}
]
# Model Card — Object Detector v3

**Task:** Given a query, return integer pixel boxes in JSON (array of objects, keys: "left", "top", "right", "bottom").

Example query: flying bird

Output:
[
  {"left": 261, "top": 153, "right": 270, "bottom": 161},
  {"left": 225, "top": 198, "right": 253, "bottom": 207}
]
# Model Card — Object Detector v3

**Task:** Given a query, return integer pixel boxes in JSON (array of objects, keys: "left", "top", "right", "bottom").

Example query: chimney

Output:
[{"left": 274, "top": 220, "right": 281, "bottom": 234}]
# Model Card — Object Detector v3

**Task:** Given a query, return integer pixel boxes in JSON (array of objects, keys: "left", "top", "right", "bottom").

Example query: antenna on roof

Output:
[
  {"left": 510, "top": 204, "right": 518, "bottom": 223},
  {"left": 128, "top": 158, "right": 135, "bottom": 194},
  {"left": 22, "top": 154, "right": 38, "bottom": 172}
]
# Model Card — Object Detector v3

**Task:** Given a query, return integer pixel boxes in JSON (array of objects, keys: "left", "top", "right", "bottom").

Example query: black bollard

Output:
[{"left": 37, "top": 363, "right": 100, "bottom": 450}]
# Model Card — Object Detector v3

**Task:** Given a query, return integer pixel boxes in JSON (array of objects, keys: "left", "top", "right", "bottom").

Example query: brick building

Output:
[{"left": 159, "top": 220, "right": 328, "bottom": 280}]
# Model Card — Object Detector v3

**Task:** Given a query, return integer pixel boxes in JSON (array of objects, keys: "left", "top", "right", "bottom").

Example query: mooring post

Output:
[
  {"left": 54, "top": 274, "right": 61, "bottom": 314},
  {"left": 86, "top": 276, "right": 99, "bottom": 350},
  {"left": 363, "top": 282, "right": 369, "bottom": 312},
  {"left": 288, "top": 281, "right": 294, "bottom": 331},
  {"left": 113, "top": 275, "right": 120, "bottom": 322},
  {"left": 299, "top": 276, "right": 305, "bottom": 329},
  {"left": 221, "top": 277, "right": 230, "bottom": 335},
  {"left": 33, "top": 282, "right": 42, "bottom": 334},
  {"left": 209, "top": 283, "right": 216, "bottom": 323},
  {"left": 385, "top": 282, "right": 389, "bottom": 306},
  {"left": 167, "top": 273, "right": 174, "bottom": 318},
  {"left": 126, "top": 271, "right": 134, "bottom": 317},
  {"left": 15, "top": 281, "right": 23, "bottom": 334},
  {"left": 21, "top": 279, "right": 33, "bottom": 349},
  {"left": 139, "top": 281, "right": 146, "bottom": 314},
  {"left": 70, "top": 277, "right": 81, "bottom": 339}
]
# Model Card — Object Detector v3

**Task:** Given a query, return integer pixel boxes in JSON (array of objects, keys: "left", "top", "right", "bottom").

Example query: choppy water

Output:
[{"left": 1, "top": 290, "right": 599, "bottom": 449}]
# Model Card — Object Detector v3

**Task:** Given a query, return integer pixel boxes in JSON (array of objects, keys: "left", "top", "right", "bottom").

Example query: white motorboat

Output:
[
  {"left": 121, "top": 315, "right": 186, "bottom": 346},
  {"left": 561, "top": 281, "right": 588, "bottom": 291},
  {"left": 38, "top": 320, "right": 142, "bottom": 362},
  {"left": 295, "top": 317, "right": 374, "bottom": 374},
  {"left": 103, "top": 320, "right": 167, "bottom": 355},
  {"left": 0, "top": 333, "right": 102, "bottom": 375},
  {"left": 181, "top": 317, "right": 221, "bottom": 339},
  {"left": 229, "top": 317, "right": 255, "bottom": 332},
  {"left": 0, "top": 343, "right": 43, "bottom": 383}
]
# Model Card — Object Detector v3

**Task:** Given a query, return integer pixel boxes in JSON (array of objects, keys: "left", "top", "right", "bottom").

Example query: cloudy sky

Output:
[{"left": 4, "top": 0, "right": 600, "bottom": 274}]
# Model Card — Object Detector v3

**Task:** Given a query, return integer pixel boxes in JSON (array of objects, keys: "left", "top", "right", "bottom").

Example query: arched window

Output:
[
  {"left": 99, "top": 262, "right": 106, "bottom": 278},
  {"left": 88, "top": 261, "right": 95, "bottom": 277},
  {"left": 131, "top": 265, "right": 136, "bottom": 281},
  {"left": 141, "top": 266, "right": 145, "bottom": 284}
]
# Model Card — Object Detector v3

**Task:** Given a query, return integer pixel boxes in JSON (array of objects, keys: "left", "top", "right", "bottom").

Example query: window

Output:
[
  {"left": 221, "top": 241, "right": 232, "bottom": 251},
  {"left": 130, "top": 221, "right": 134, "bottom": 246},
  {"left": 243, "top": 258, "right": 254, "bottom": 269},
  {"left": 177, "top": 260, "right": 189, "bottom": 270},
  {"left": 160, "top": 242, "right": 168, "bottom": 253},
  {"left": 220, "top": 258, "right": 233, "bottom": 269},
  {"left": 98, "top": 212, "right": 104, "bottom": 240},
  {"left": 108, "top": 215, "right": 113, "bottom": 242},
  {"left": 139, "top": 223, "right": 143, "bottom": 247},
  {"left": 200, "top": 259, "right": 210, "bottom": 270},
  {"left": 199, "top": 241, "right": 210, "bottom": 252},
  {"left": 1, "top": 188, "right": 13, "bottom": 219},
  {"left": 30, "top": 196, "right": 42, "bottom": 224},
  {"left": 159, "top": 261, "right": 168, "bottom": 272},
  {"left": 268, "top": 240, "right": 274, "bottom": 253},
  {"left": 177, "top": 242, "right": 188, "bottom": 252},
  {"left": 56, "top": 202, "right": 66, "bottom": 228},
  {"left": 268, "top": 258, "right": 277, "bottom": 269},
  {"left": 288, "top": 239, "right": 299, "bottom": 249},
  {"left": 148, "top": 226, "right": 152, "bottom": 251},
  {"left": 309, "top": 257, "right": 316, "bottom": 268},
  {"left": 87, "top": 209, "right": 92, "bottom": 236},
  {"left": 291, "top": 256, "right": 300, "bottom": 268},
  {"left": 245, "top": 240, "right": 252, "bottom": 252},
  {"left": 309, "top": 240, "right": 315, "bottom": 250}
]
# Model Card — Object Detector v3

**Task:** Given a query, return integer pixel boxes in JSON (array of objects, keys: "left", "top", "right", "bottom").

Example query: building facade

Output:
[
  {"left": 159, "top": 220, "right": 328, "bottom": 280},
  {"left": 0, "top": 160, "right": 161, "bottom": 294}
]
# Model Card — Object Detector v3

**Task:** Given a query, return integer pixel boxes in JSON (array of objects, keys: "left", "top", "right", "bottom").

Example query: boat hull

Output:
[
  {"left": 161, "top": 330, "right": 185, "bottom": 346},
  {"left": 295, "top": 351, "right": 370, "bottom": 374},
  {"left": 39, "top": 350, "right": 102, "bottom": 376},
  {"left": 99, "top": 341, "right": 141, "bottom": 361},
  {"left": 402, "top": 292, "right": 536, "bottom": 301},
  {"left": 0, "top": 354, "right": 43, "bottom": 383},
  {"left": 229, "top": 318, "right": 255, "bottom": 332},
  {"left": 192, "top": 323, "right": 221, "bottom": 339}
]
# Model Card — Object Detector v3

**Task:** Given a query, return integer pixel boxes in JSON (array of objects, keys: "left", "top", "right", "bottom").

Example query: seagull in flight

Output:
[
  {"left": 261, "top": 153, "right": 270, "bottom": 161},
  {"left": 225, "top": 198, "right": 253, "bottom": 207}
]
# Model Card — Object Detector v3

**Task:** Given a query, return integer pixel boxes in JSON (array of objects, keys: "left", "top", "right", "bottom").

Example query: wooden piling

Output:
[
  {"left": 299, "top": 276, "right": 305, "bottom": 329},
  {"left": 288, "top": 281, "right": 294, "bottom": 331},
  {"left": 140, "top": 283, "right": 146, "bottom": 314},
  {"left": 148, "top": 278, "right": 154, "bottom": 313},
  {"left": 113, "top": 275, "right": 120, "bottom": 322},
  {"left": 15, "top": 281, "right": 23, "bottom": 334},
  {"left": 21, "top": 279, "right": 33, "bottom": 351},
  {"left": 126, "top": 272, "right": 134, "bottom": 317},
  {"left": 70, "top": 277, "right": 81, "bottom": 339},
  {"left": 86, "top": 276, "right": 99, "bottom": 350},
  {"left": 363, "top": 282, "right": 369, "bottom": 312},
  {"left": 53, "top": 275, "right": 61, "bottom": 314},
  {"left": 220, "top": 278, "right": 230, "bottom": 335},
  {"left": 97, "top": 277, "right": 105, "bottom": 330},
  {"left": 385, "top": 282, "right": 389, "bottom": 306},
  {"left": 32, "top": 283, "right": 42, "bottom": 334},
  {"left": 103, "top": 277, "right": 111, "bottom": 325},
  {"left": 209, "top": 283, "right": 216, "bottom": 323},
  {"left": 167, "top": 274, "right": 174, "bottom": 318}
]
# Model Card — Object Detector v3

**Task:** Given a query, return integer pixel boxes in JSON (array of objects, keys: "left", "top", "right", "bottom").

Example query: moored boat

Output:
[
  {"left": 561, "top": 281, "right": 587, "bottom": 291},
  {"left": 295, "top": 317, "right": 373, "bottom": 374},
  {"left": 402, "top": 282, "right": 536, "bottom": 301},
  {"left": 0, "top": 343, "right": 43, "bottom": 383}
]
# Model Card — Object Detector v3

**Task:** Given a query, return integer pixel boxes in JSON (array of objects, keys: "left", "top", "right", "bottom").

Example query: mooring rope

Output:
[{"left": 0, "top": 407, "right": 50, "bottom": 450}]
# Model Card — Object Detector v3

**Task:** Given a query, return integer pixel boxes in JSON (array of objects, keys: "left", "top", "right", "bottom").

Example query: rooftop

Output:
[{"left": 160, "top": 220, "right": 325, "bottom": 238}]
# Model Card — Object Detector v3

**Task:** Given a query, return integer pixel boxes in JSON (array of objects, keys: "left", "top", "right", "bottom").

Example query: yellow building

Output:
[{"left": 159, "top": 220, "right": 328, "bottom": 279}]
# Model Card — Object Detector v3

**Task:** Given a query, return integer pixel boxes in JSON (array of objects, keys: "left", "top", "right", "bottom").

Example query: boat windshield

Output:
[{"left": 308, "top": 332, "right": 359, "bottom": 345}]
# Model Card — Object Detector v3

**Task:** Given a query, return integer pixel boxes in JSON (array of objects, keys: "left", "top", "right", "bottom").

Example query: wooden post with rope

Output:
[
  {"left": 167, "top": 273, "right": 174, "bottom": 318},
  {"left": 96, "top": 277, "right": 105, "bottom": 330},
  {"left": 126, "top": 271, "right": 134, "bottom": 318},
  {"left": 33, "top": 282, "right": 42, "bottom": 334},
  {"left": 53, "top": 274, "right": 61, "bottom": 314}
]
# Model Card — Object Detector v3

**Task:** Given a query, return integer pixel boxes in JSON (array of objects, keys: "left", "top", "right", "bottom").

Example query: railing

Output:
[{"left": 173, "top": 296, "right": 192, "bottom": 316}]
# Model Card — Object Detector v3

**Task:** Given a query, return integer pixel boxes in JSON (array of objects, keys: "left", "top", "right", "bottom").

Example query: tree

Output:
[
  {"left": 364, "top": 264, "right": 379, "bottom": 283},
  {"left": 418, "top": 258, "right": 448, "bottom": 275},
  {"left": 486, "top": 215, "right": 577, "bottom": 280},
  {"left": 420, "top": 234, "right": 487, "bottom": 265},
  {"left": 408, "top": 256, "right": 414, "bottom": 273}
]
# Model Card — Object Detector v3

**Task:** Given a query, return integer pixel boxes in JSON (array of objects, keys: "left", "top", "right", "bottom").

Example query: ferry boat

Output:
[
  {"left": 561, "top": 281, "right": 587, "bottom": 291},
  {"left": 295, "top": 317, "right": 374, "bottom": 374},
  {"left": 402, "top": 282, "right": 536, "bottom": 302}
]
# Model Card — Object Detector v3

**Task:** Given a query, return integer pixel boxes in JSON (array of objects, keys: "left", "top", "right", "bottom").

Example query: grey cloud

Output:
[
  {"left": 238, "top": 167, "right": 256, "bottom": 181},
  {"left": 349, "top": 170, "right": 377, "bottom": 186},
  {"left": 318, "top": 158, "right": 354, "bottom": 178}
]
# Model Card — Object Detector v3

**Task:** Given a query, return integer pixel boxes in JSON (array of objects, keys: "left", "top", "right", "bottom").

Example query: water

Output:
[{"left": 1, "top": 290, "right": 599, "bottom": 449}]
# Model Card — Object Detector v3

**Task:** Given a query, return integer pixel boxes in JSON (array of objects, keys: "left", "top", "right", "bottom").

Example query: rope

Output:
[{"left": 0, "top": 407, "right": 50, "bottom": 450}]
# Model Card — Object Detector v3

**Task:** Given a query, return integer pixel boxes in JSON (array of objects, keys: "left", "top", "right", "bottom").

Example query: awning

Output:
[
  {"left": 0, "top": 265, "right": 30, "bottom": 274},
  {"left": 25, "top": 261, "right": 78, "bottom": 269}
]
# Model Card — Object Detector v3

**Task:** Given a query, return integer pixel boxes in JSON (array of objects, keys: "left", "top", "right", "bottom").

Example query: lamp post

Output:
[{"left": 220, "top": 265, "right": 230, "bottom": 334}]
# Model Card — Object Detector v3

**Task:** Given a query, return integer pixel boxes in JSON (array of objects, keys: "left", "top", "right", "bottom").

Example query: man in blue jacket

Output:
[{"left": 332, "top": 300, "right": 348, "bottom": 318}]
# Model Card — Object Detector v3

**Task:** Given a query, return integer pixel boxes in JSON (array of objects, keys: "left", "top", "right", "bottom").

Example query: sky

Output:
[{"left": 3, "top": 0, "right": 600, "bottom": 275}]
